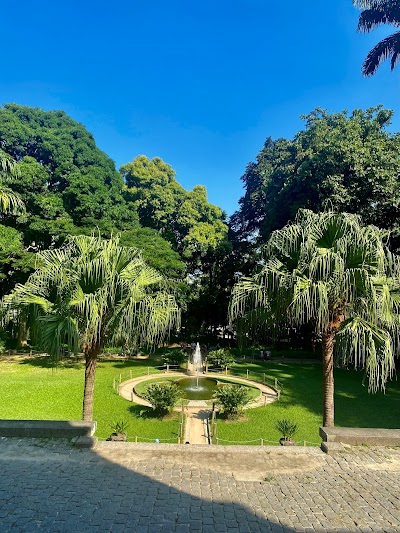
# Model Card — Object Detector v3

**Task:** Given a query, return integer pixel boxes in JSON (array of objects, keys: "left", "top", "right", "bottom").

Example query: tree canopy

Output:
[
  {"left": 0, "top": 104, "right": 137, "bottom": 250},
  {"left": 232, "top": 107, "right": 400, "bottom": 249}
]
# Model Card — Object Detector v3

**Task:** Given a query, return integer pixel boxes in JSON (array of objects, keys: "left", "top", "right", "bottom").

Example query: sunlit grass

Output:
[
  {"left": 212, "top": 360, "right": 400, "bottom": 445},
  {"left": 1, "top": 354, "right": 398, "bottom": 446},
  {"left": 0, "top": 355, "right": 181, "bottom": 442}
]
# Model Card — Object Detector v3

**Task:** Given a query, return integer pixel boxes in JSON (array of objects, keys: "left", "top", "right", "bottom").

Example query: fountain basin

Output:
[{"left": 177, "top": 377, "right": 218, "bottom": 400}]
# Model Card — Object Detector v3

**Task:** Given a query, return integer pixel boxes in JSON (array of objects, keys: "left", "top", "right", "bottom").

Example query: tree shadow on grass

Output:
[
  {"left": 232, "top": 360, "right": 400, "bottom": 429},
  {"left": 18, "top": 355, "right": 84, "bottom": 370}
]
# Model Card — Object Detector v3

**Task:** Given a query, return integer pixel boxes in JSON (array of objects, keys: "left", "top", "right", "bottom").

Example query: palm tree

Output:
[
  {"left": 0, "top": 150, "right": 25, "bottom": 214},
  {"left": 354, "top": 0, "right": 400, "bottom": 76},
  {"left": 2, "top": 234, "right": 180, "bottom": 421},
  {"left": 229, "top": 210, "right": 399, "bottom": 427}
]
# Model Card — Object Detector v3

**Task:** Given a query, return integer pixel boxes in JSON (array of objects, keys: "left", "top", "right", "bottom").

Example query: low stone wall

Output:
[
  {"left": 0, "top": 420, "right": 96, "bottom": 438},
  {"left": 320, "top": 426, "right": 400, "bottom": 447}
]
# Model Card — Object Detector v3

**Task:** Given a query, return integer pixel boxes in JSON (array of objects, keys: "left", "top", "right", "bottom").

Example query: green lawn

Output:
[
  {"left": 212, "top": 360, "right": 400, "bottom": 445},
  {"left": 0, "top": 354, "right": 398, "bottom": 446},
  {"left": 0, "top": 355, "right": 181, "bottom": 442}
]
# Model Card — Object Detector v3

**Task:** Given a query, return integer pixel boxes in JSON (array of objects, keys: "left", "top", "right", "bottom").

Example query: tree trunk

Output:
[
  {"left": 321, "top": 330, "right": 335, "bottom": 428},
  {"left": 82, "top": 346, "right": 100, "bottom": 421},
  {"left": 321, "top": 312, "right": 344, "bottom": 428},
  {"left": 17, "top": 314, "right": 28, "bottom": 348}
]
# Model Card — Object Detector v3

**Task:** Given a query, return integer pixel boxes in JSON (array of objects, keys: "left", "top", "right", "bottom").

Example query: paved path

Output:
[
  {"left": 184, "top": 407, "right": 210, "bottom": 445},
  {"left": 0, "top": 438, "right": 399, "bottom": 532}
]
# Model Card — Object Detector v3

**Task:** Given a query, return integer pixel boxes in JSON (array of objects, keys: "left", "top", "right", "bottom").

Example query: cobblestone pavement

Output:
[{"left": 0, "top": 438, "right": 399, "bottom": 533}]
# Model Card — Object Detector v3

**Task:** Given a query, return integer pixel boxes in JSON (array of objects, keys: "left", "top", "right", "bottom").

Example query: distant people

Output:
[
  {"left": 265, "top": 350, "right": 271, "bottom": 359},
  {"left": 260, "top": 350, "right": 264, "bottom": 359}
]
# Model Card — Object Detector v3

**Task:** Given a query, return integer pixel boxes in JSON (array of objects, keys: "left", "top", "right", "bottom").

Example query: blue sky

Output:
[{"left": 2, "top": 1, "right": 400, "bottom": 215}]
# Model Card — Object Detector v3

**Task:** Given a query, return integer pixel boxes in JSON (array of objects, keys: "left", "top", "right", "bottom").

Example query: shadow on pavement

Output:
[{"left": 0, "top": 438, "right": 307, "bottom": 533}]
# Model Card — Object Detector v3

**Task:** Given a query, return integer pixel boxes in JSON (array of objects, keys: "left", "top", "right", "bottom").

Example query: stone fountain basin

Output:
[{"left": 176, "top": 377, "right": 219, "bottom": 400}]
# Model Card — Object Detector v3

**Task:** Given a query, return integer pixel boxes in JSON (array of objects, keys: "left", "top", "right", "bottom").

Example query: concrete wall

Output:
[{"left": 0, "top": 420, "right": 96, "bottom": 438}]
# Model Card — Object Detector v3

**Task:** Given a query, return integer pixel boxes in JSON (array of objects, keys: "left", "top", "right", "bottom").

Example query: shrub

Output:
[
  {"left": 207, "top": 349, "right": 235, "bottom": 368},
  {"left": 275, "top": 419, "right": 298, "bottom": 440},
  {"left": 161, "top": 350, "right": 187, "bottom": 366},
  {"left": 142, "top": 382, "right": 182, "bottom": 416},
  {"left": 110, "top": 420, "right": 129, "bottom": 435},
  {"left": 213, "top": 384, "right": 250, "bottom": 418}
]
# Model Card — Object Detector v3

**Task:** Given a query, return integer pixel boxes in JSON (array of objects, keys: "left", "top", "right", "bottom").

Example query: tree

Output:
[
  {"left": 0, "top": 104, "right": 137, "bottom": 250},
  {"left": 232, "top": 107, "right": 400, "bottom": 250},
  {"left": 229, "top": 210, "right": 399, "bottom": 427},
  {"left": 2, "top": 235, "right": 180, "bottom": 421},
  {"left": 121, "top": 155, "right": 230, "bottom": 265},
  {"left": 354, "top": 1, "right": 400, "bottom": 76}
]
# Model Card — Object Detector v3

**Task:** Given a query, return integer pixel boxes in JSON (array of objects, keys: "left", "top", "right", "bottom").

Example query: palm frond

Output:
[{"left": 362, "top": 31, "right": 400, "bottom": 75}]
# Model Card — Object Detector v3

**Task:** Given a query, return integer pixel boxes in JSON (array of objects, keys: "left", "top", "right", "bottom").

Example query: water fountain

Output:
[
  {"left": 192, "top": 342, "right": 202, "bottom": 386},
  {"left": 176, "top": 342, "right": 218, "bottom": 400}
]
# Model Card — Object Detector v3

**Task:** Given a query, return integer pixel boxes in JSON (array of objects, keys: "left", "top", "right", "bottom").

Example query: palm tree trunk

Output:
[
  {"left": 82, "top": 346, "right": 100, "bottom": 421},
  {"left": 322, "top": 330, "right": 335, "bottom": 428},
  {"left": 322, "top": 312, "right": 344, "bottom": 428}
]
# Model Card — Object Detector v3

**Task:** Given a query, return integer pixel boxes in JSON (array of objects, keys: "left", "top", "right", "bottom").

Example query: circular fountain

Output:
[{"left": 176, "top": 376, "right": 218, "bottom": 400}]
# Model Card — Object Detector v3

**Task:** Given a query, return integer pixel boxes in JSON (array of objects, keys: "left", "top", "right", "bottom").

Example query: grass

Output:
[
  {"left": 0, "top": 355, "right": 181, "bottom": 442},
  {"left": 212, "top": 360, "right": 400, "bottom": 445},
  {"left": 0, "top": 353, "right": 398, "bottom": 446}
]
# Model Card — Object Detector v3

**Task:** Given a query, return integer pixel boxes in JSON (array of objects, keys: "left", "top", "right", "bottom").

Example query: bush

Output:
[
  {"left": 213, "top": 384, "right": 250, "bottom": 418},
  {"left": 275, "top": 419, "right": 298, "bottom": 440},
  {"left": 207, "top": 349, "right": 235, "bottom": 368},
  {"left": 161, "top": 350, "right": 187, "bottom": 366},
  {"left": 142, "top": 382, "right": 182, "bottom": 416}
]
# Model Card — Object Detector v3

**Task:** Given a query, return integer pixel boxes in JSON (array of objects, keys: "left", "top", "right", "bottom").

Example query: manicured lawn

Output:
[
  {"left": 0, "top": 354, "right": 398, "bottom": 445},
  {"left": 213, "top": 360, "right": 400, "bottom": 445},
  {"left": 0, "top": 355, "right": 181, "bottom": 442}
]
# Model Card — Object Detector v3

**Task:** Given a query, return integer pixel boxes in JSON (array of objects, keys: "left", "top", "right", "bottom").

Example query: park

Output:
[{"left": 1, "top": 1, "right": 400, "bottom": 531}]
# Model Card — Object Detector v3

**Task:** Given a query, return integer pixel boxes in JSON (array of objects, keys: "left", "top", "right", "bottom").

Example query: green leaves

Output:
[
  {"left": 230, "top": 210, "right": 399, "bottom": 392},
  {"left": 2, "top": 235, "right": 181, "bottom": 360}
]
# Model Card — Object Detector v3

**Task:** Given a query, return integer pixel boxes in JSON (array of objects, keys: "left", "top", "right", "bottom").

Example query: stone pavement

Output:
[{"left": 0, "top": 438, "right": 399, "bottom": 533}]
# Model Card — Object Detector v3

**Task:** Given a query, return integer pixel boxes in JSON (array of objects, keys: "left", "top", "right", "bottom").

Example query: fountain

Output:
[
  {"left": 192, "top": 342, "right": 202, "bottom": 386},
  {"left": 174, "top": 342, "right": 218, "bottom": 400}
]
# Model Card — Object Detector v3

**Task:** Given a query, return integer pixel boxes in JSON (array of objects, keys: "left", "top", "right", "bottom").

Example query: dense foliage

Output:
[
  {"left": 213, "top": 384, "right": 250, "bottom": 418},
  {"left": 232, "top": 107, "right": 400, "bottom": 249},
  {"left": 142, "top": 382, "right": 182, "bottom": 416},
  {"left": 206, "top": 349, "right": 235, "bottom": 368}
]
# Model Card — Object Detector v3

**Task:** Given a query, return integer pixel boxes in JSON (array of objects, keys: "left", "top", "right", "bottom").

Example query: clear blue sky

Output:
[{"left": 1, "top": 0, "right": 399, "bottom": 215}]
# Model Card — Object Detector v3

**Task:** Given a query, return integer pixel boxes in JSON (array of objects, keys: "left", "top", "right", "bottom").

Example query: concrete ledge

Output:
[
  {"left": 71, "top": 436, "right": 98, "bottom": 448},
  {"left": 320, "top": 441, "right": 350, "bottom": 455},
  {"left": 320, "top": 427, "right": 400, "bottom": 446},
  {"left": 0, "top": 420, "right": 96, "bottom": 438}
]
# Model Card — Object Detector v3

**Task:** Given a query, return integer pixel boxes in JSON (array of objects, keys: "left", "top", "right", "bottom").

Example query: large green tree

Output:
[
  {"left": 122, "top": 155, "right": 232, "bottom": 336},
  {"left": 355, "top": 0, "right": 400, "bottom": 76},
  {"left": 232, "top": 107, "right": 400, "bottom": 249},
  {"left": 0, "top": 104, "right": 137, "bottom": 250},
  {"left": 121, "top": 155, "right": 230, "bottom": 265},
  {"left": 2, "top": 235, "right": 180, "bottom": 421},
  {"left": 230, "top": 210, "right": 399, "bottom": 427}
]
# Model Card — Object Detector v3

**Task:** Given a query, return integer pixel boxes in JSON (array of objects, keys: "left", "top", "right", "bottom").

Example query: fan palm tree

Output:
[
  {"left": 355, "top": 0, "right": 400, "bottom": 76},
  {"left": 229, "top": 210, "right": 400, "bottom": 427},
  {"left": 2, "top": 234, "right": 181, "bottom": 421},
  {"left": 0, "top": 150, "right": 25, "bottom": 214}
]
